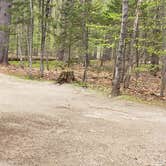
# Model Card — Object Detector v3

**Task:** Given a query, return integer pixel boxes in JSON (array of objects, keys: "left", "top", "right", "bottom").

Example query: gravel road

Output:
[{"left": 0, "top": 73, "right": 166, "bottom": 166}]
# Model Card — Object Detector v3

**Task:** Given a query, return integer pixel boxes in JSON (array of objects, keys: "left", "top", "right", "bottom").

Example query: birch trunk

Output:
[
  {"left": 124, "top": 0, "right": 142, "bottom": 88},
  {"left": 111, "top": 0, "right": 128, "bottom": 96}
]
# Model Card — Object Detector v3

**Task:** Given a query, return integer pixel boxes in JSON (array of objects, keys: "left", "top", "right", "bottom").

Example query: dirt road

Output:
[{"left": 0, "top": 73, "right": 166, "bottom": 166}]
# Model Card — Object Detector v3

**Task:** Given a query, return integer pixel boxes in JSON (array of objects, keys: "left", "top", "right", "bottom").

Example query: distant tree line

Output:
[{"left": 0, "top": 0, "right": 166, "bottom": 96}]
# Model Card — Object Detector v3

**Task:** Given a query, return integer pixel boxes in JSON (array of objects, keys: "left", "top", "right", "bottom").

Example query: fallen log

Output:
[{"left": 8, "top": 57, "right": 57, "bottom": 61}]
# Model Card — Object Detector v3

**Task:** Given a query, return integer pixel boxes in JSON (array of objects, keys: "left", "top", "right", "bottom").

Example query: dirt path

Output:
[{"left": 0, "top": 73, "right": 166, "bottom": 166}]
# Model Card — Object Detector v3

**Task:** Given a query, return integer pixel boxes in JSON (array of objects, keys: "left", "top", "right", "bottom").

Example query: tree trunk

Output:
[
  {"left": 124, "top": 0, "right": 142, "bottom": 89},
  {"left": 17, "top": 25, "right": 23, "bottom": 67},
  {"left": 151, "top": 4, "right": 160, "bottom": 70},
  {"left": 151, "top": 53, "right": 159, "bottom": 65},
  {"left": 0, "top": 1, "right": 11, "bottom": 65},
  {"left": 45, "top": 0, "right": 51, "bottom": 71},
  {"left": 28, "top": 0, "right": 34, "bottom": 76},
  {"left": 111, "top": 0, "right": 128, "bottom": 96},
  {"left": 56, "top": 0, "right": 66, "bottom": 62},
  {"left": 160, "top": 56, "right": 166, "bottom": 97},
  {"left": 160, "top": 0, "right": 166, "bottom": 97},
  {"left": 40, "top": 0, "right": 51, "bottom": 75},
  {"left": 81, "top": 0, "right": 90, "bottom": 83}
]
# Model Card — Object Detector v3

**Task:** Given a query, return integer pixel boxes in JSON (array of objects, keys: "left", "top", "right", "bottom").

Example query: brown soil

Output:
[
  {"left": 0, "top": 73, "right": 166, "bottom": 166},
  {"left": 0, "top": 64, "right": 165, "bottom": 102}
]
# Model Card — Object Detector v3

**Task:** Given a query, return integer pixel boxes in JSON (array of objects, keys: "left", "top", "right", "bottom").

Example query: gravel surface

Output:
[{"left": 0, "top": 73, "right": 166, "bottom": 166}]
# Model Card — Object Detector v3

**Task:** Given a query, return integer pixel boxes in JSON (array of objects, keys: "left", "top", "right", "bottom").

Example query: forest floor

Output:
[
  {"left": 0, "top": 73, "right": 166, "bottom": 166},
  {"left": 0, "top": 61, "right": 166, "bottom": 104}
]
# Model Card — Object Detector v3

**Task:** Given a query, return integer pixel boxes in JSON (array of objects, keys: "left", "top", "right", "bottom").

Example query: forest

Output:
[
  {"left": 0, "top": 0, "right": 166, "bottom": 100},
  {"left": 1, "top": 0, "right": 166, "bottom": 165}
]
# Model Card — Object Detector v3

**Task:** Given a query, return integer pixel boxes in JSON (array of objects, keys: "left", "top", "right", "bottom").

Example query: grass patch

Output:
[
  {"left": 4, "top": 71, "right": 52, "bottom": 82},
  {"left": 134, "top": 64, "right": 161, "bottom": 73},
  {"left": 90, "top": 60, "right": 114, "bottom": 73},
  {"left": 9, "top": 60, "right": 65, "bottom": 70},
  {"left": 119, "top": 95, "right": 147, "bottom": 103},
  {"left": 73, "top": 81, "right": 166, "bottom": 108},
  {"left": 119, "top": 94, "right": 166, "bottom": 107},
  {"left": 72, "top": 81, "right": 111, "bottom": 96}
]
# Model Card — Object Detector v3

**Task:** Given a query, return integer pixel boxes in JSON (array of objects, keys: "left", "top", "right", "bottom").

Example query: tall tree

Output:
[
  {"left": 0, "top": 0, "right": 11, "bottom": 65},
  {"left": 124, "top": 0, "right": 142, "bottom": 88},
  {"left": 111, "top": 0, "right": 128, "bottom": 96},
  {"left": 160, "top": 0, "right": 166, "bottom": 97},
  {"left": 81, "top": 0, "right": 90, "bottom": 82},
  {"left": 40, "top": 0, "right": 51, "bottom": 76},
  {"left": 28, "top": 0, "right": 34, "bottom": 76}
]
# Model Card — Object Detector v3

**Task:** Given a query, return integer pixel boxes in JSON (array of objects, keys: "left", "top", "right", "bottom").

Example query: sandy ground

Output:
[{"left": 0, "top": 73, "right": 166, "bottom": 166}]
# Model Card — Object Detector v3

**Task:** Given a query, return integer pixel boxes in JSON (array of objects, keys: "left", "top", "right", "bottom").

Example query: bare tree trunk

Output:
[
  {"left": 160, "top": 0, "right": 166, "bottom": 97},
  {"left": 121, "top": 41, "right": 127, "bottom": 82},
  {"left": 111, "top": 0, "right": 128, "bottom": 97},
  {"left": 40, "top": 0, "right": 45, "bottom": 77},
  {"left": 93, "top": 47, "right": 97, "bottom": 59},
  {"left": 45, "top": 0, "right": 51, "bottom": 71},
  {"left": 151, "top": 4, "right": 160, "bottom": 70},
  {"left": 28, "top": 0, "right": 34, "bottom": 76},
  {"left": 56, "top": 0, "right": 66, "bottom": 61},
  {"left": 143, "top": 29, "right": 148, "bottom": 64},
  {"left": 17, "top": 25, "right": 23, "bottom": 66},
  {"left": 40, "top": 0, "right": 51, "bottom": 76},
  {"left": 81, "top": 0, "right": 89, "bottom": 83},
  {"left": 0, "top": 1, "right": 11, "bottom": 65},
  {"left": 161, "top": 57, "right": 166, "bottom": 97},
  {"left": 16, "top": 31, "right": 19, "bottom": 60},
  {"left": 124, "top": 0, "right": 142, "bottom": 89},
  {"left": 67, "top": 41, "right": 71, "bottom": 68}
]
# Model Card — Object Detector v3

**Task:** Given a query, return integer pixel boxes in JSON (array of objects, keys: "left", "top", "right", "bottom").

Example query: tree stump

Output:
[{"left": 57, "top": 71, "right": 75, "bottom": 84}]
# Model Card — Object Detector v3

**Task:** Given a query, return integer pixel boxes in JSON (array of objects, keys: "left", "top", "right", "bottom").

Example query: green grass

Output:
[
  {"left": 119, "top": 94, "right": 147, "bottom": 103},
  {"left": 9, "top": 60, "right": 65, "bottom": 70},
  {"left": 7, "top": 72, "right": 43, "bottom": 81},
  {"left": 119, "top": 94, "right": 166, "bottom": 107},
  {"left": 134, "top": 64, "right": 161, "bottom": 73},
  {"left": 73, "top": 81, "right": 112, "bottom": 97},
  {"left": 73, "top": 81, "right": 166, "bottom": 107},
  {"left": 90, "top": 60, "right": 114, "bottom": 72}
]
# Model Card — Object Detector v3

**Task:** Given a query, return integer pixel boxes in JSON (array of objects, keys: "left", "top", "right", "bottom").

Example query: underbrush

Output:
[
  {"left": 9, "top": 60, "right": 65, "bottom": 70},
  {"left": 0, "top": 60, "right": 166, "bottom": 105}
]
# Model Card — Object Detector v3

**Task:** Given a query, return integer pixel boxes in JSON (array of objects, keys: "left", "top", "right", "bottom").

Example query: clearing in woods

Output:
[{"left": 0, "top": 73, "right": 166, "bottom": 166}]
